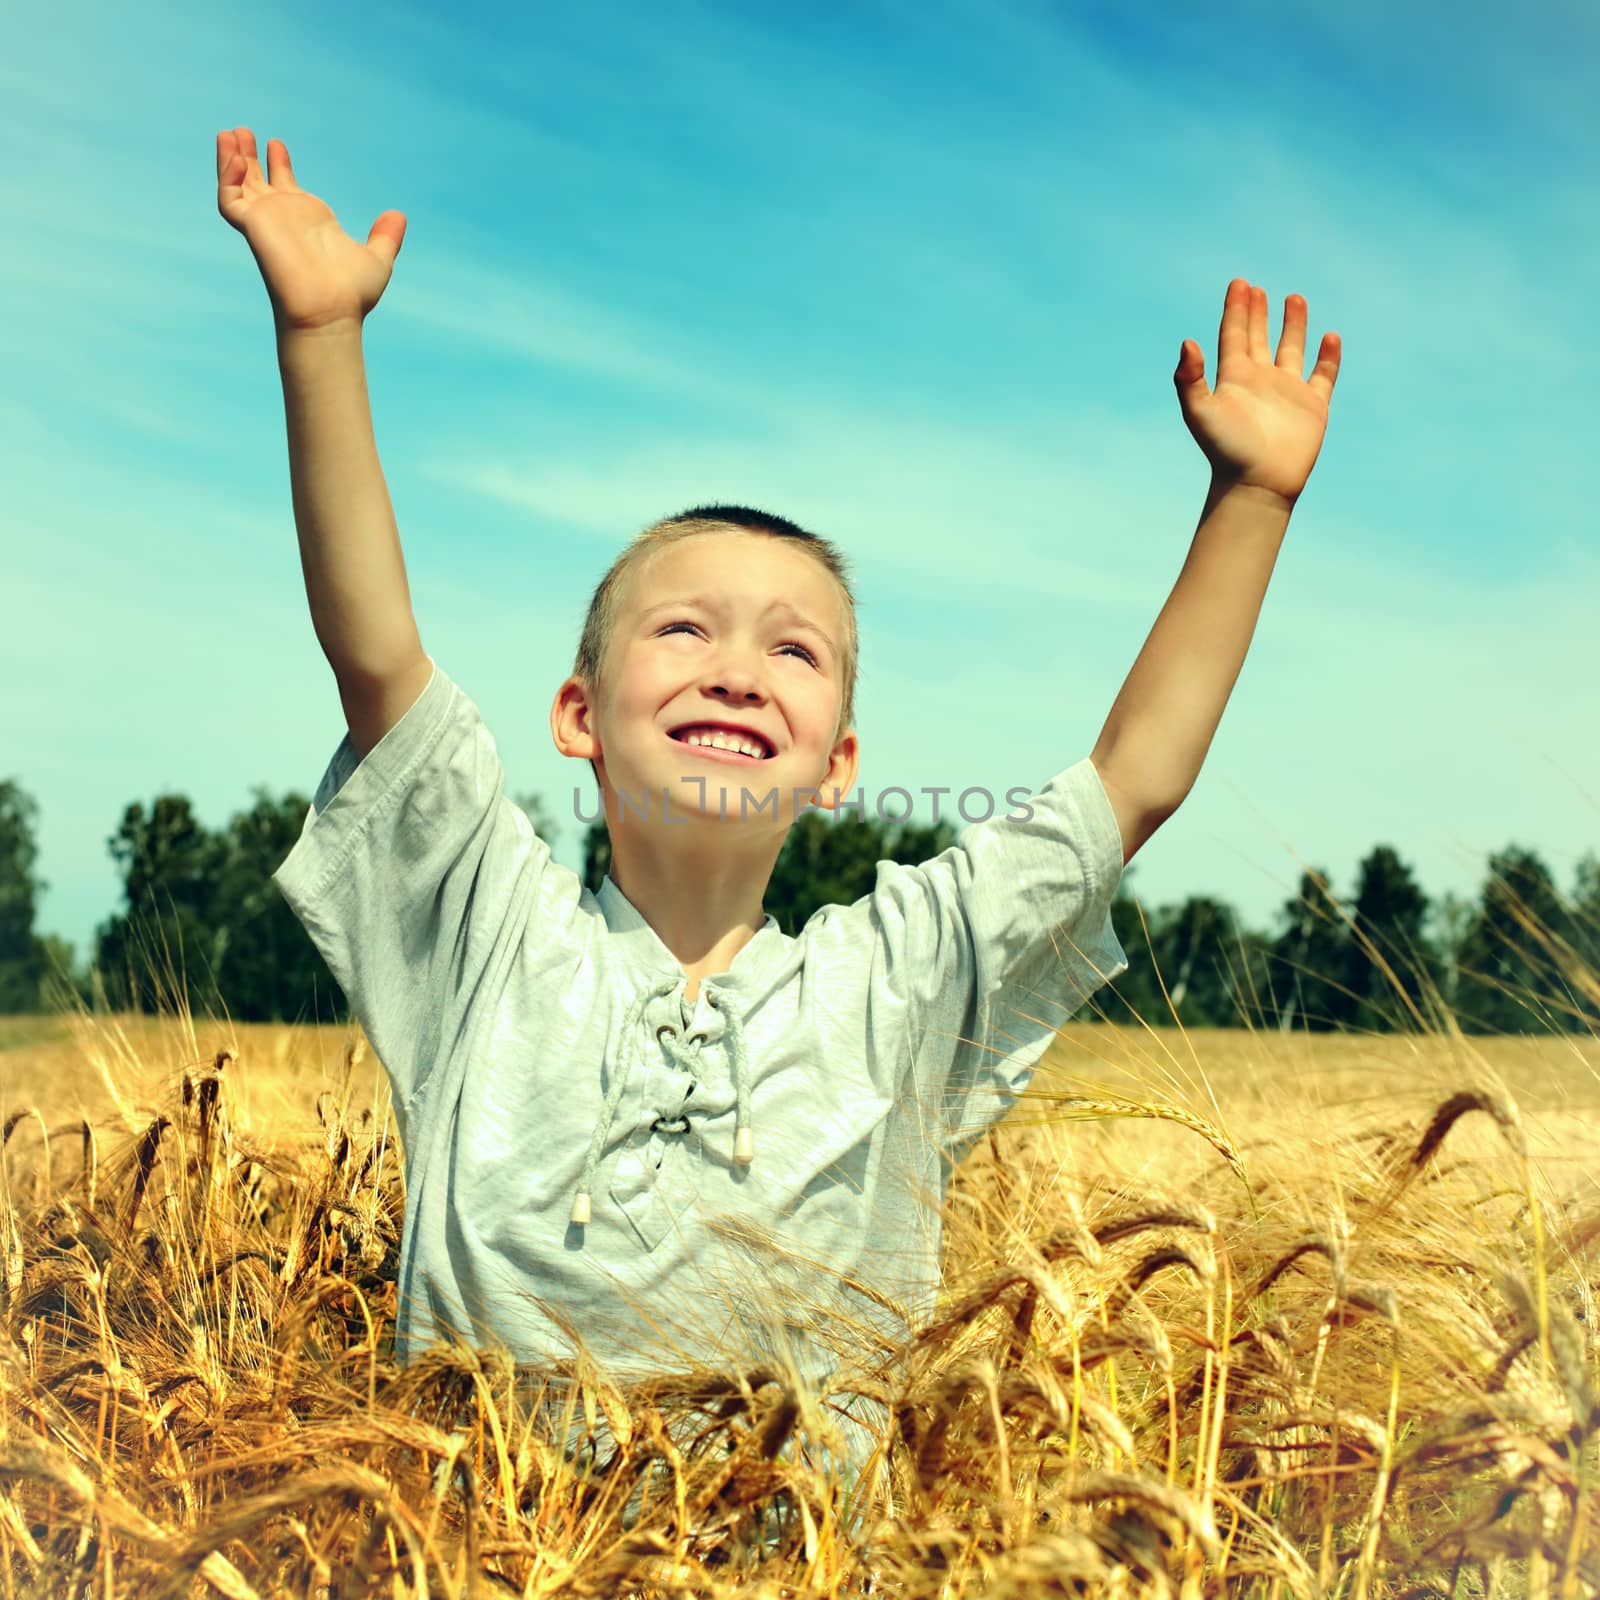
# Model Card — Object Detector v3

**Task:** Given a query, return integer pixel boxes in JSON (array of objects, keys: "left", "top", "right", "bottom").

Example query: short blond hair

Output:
[{"left": 573, "top": 505, "right": 859, "bottom": 749}]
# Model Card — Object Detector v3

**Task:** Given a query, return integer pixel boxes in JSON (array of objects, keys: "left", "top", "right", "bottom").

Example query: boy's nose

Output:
[
  {"left": 703, "top": 661, "right": 766, "bottom": 702},
  {"left": 709, "top": 681, "right": 764, "bottom": 703}
]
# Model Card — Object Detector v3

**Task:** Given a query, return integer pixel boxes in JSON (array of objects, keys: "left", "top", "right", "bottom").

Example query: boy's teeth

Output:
[{"left": 676, "top": 727, "right": 767, "bottom": 757}]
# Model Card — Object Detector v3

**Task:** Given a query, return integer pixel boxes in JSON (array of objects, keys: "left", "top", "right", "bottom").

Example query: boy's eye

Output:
[{"left": 659, "top": 622, "right": 817, "bottom": 667}]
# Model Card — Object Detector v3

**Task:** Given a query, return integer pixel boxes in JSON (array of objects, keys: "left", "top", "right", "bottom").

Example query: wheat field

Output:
[{"left": 2, "top": 996, "right": 1598, "bottom": 1598}]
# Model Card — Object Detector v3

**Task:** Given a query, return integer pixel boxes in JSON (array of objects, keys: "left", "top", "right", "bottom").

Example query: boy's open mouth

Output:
[{"left": 667, "top": 723, "right": 775, "bottom": 761}]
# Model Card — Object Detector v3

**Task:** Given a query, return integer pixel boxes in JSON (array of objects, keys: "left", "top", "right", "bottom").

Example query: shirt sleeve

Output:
[
  {"left": 271, "top": 658, "right": 561, "bottom": 1129},
  {"left": 868, "top": 757, "right": 1130, "bottom": 1166}
]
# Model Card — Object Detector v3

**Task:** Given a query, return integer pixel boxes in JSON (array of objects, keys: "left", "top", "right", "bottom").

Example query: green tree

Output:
[
  {"left": 582, "top": 816, "right": 612, "bottom": 893},
  {"left": 1568, "top": 853, "right": 1600, "bottom": 1029},
  {"left": 765, "top": 810, "right": 957, "bottom": 935},
  {"left": 0, "top": 780, "right": 50, "bottom": 1011},
  {"left": 1269, "top": 868, "right": 1358, "bottom": 1032},
  {"left": 94, "top": 789, "right": 348, "bottom": 1024},
  {"left": 1143, "top": 894, "right": 1254, "bottom": 1029},
  {"left": 213, "top": 788, "right": 347, "bottom": 1024},
  {"left": 1453, "top": 845, "right": 1581, "bottom": 1034},
  {"left": 93, "top": 794, "right": 227, "bottom": 1016},
  {"left": 35, "top": 933, "right": 90, "bottom": 1012},
  {"left": 1101, "top": 866, "right": 1169, "bottom": 1026},
  {"left": 1429, "top": 890, "right": 1476, "bottom": 1015},
  {"left": 1344, "top": 845, "right": 1446, "bottom": 1032}
]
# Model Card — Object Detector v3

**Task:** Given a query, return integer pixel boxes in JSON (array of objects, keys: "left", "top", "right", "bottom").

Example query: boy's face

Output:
[{"left": 554, "top": 531, "right": 859, "bottom": 829}]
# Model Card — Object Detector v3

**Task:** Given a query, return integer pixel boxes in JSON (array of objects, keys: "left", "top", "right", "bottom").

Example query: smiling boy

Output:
[
  {"left": 550, "top": 512, "right": 862, "bottom": 1025},
  {"left": 220, "top": 126, "right": 1341, "bottom": 1499}
]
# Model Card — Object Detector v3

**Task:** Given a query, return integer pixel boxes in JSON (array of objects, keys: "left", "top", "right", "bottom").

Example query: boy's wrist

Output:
[
  {"left": 1207, "top": 471, "right": 1298, "bottom": 516},
  {"left": 276, "top": 318, "right": 365, "bottom": 359}
]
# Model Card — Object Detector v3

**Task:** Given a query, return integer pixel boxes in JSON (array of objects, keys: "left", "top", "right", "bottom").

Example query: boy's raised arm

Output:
[
  {"left": 216, "top": 127, "right": 426, "bottom": 760},
  {"left": 1090, "top": 281, "right": 1342, "bottom": 863},
  {"left": 276, "top": 324, "right": 430, "bottom": 758}
]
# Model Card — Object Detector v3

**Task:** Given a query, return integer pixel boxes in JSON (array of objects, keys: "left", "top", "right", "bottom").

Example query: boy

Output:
[{"left": 218, "top": 127, "right": 1341, "bottom": 1500}]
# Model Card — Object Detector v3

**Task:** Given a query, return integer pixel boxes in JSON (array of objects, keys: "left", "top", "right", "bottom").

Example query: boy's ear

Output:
[
  {"left": 551, "top": 675, "right": 600, "bottom": 759},
  {"left": 812, "top": 728, "right": 860, "bottom": 810}
]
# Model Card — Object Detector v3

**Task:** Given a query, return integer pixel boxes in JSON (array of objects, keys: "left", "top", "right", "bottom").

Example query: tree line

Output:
[{"left": 2, "top": 777, "right": 1595, "bottom": 1035}]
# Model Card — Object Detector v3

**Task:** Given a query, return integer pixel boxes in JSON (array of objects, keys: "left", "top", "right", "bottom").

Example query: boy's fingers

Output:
[
  {"left": 1308, "top": 332, "right": 1342, "bottom": 402},
  {"left": 366, "top": 211, "right": 407, "bottom": 270},
  {"left": 1275, "top": 294, "right": 1308, "bottom": 375},
  {"left": 217, "top": 134, "right": 247, "bottom": 219},
  {"left": 1247, "top": 284, "right": 1269, "bottom": 363},
  {"left": 265, "top": 137, "right": 302, "bottom": 192},
  {"left": 1217, "top": 278, "right": 1250, "bottom": 376},
  {"left": 233, "top": 126, "right": 266, "bottom": 187},
  {"left": 1173, "top": 340, "right": 1211, "bottom": 406}
]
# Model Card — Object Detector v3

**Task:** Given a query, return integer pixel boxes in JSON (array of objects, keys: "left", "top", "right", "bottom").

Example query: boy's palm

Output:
[
  {"left": 1174, "top": 279, "right": 1342, "bottom": 505},
  {"left": 216, "top": 128, "right": 406, "bottom": 333}
]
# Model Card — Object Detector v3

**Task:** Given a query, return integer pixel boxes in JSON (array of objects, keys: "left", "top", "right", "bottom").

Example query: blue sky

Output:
[{"left": 4, "top": 0, "right": 1597, "bottom": 975}]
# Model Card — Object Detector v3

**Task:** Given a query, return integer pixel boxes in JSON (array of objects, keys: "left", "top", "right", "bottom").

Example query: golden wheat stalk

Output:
[{"left": 1019, "top": 1091, "right": 1248, "bottom": 1186}]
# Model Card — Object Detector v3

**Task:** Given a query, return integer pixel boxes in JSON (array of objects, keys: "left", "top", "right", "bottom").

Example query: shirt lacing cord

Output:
[{"left": 570, "top": 976, "right": 754, "bottom": 1226}]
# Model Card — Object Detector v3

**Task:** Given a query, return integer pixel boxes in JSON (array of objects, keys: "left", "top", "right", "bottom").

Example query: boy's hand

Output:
[
  {"left": 1174, "top": 279, "right": 1342, "bottom": 506},
  {"left": 216, "top": 127, "right": 407, "bottom": 335}
]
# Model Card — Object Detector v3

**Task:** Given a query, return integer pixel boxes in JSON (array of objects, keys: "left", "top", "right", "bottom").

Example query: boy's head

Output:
[{"left": 553, "top": 506, "right": 861, "bottom": 829}]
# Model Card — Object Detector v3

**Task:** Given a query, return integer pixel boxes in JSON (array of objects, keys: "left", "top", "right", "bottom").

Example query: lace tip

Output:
[
  {"left": 569, "top": 1193, "right": 591, "bottom": 1226},
  {"left": 733, "top": 1127, "right": 755, "bottom": 1165}
]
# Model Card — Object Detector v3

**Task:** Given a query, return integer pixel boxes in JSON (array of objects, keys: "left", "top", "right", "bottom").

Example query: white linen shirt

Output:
[{"left": 272, "top": 658, "right": 1129, "bottom": 1462}]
